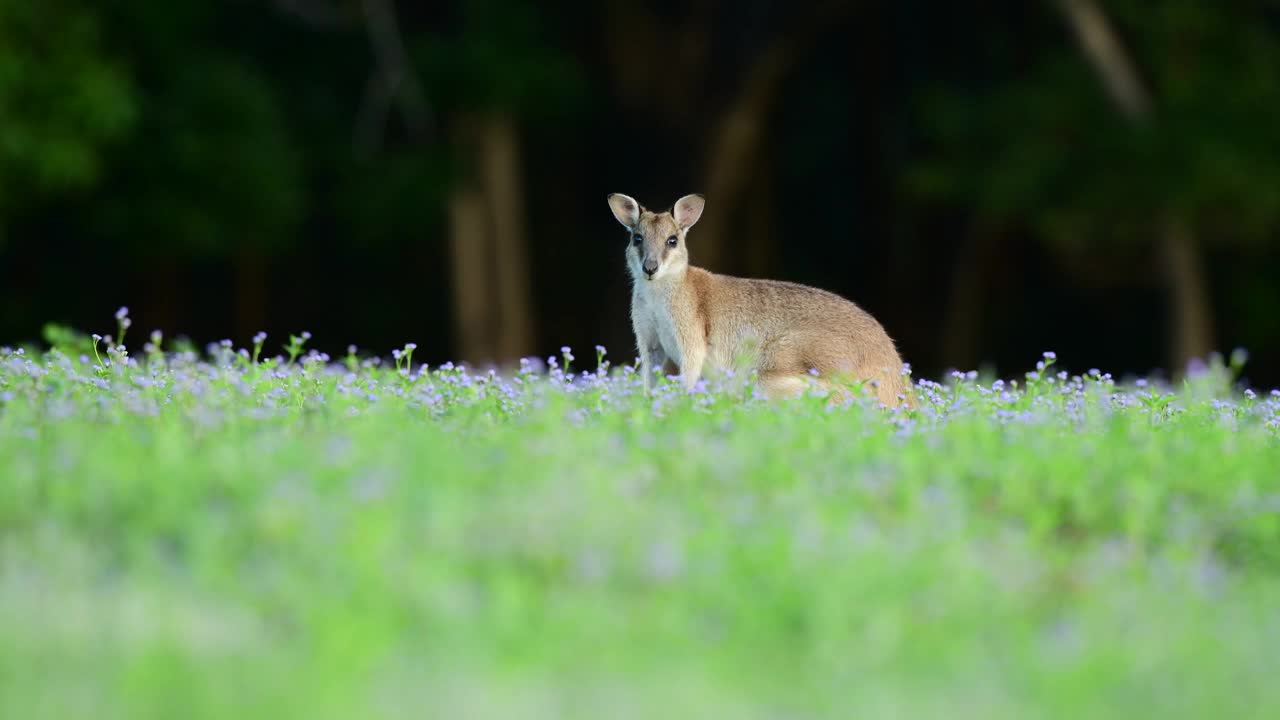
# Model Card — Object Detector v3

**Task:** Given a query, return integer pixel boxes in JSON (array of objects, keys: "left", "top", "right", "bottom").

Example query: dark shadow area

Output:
[{"left": 2, "top": 0, "right": 1278, "bottom": 385}]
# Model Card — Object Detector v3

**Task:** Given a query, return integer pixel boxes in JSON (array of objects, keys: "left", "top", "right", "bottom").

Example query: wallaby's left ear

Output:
[{"left": 673, "top": 194, "right": 705, "bottom": 229}]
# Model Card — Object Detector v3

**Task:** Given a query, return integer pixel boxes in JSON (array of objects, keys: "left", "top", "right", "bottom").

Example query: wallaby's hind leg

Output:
[
  {"left": 758, "top": 373, "right": 882, "bottom": 407},
  {"left": 869, "top": 368, "right": 910, "bottom": 408},
  {"left": 758, "top": 373, "right": 814, "bottom": 400},
  {"left": 812, "top": 368, "right": 907, "bottom": 409}
]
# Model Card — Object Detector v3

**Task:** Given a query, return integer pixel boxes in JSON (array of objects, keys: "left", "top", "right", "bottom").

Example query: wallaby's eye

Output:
[
  {"left": 632, "top": 234, "right": 643, "bottom": 246},
  {"left": 666, "top": 235, "right": 678, "bottom": 247}
]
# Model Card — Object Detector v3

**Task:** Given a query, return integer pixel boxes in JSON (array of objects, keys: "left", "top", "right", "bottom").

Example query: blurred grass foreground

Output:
[{"left": 2, "top": 311, "right": 1280, "bottom": 719}]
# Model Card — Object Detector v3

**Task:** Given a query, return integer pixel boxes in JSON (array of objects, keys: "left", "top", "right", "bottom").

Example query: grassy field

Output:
[{"left": 3, "top": 311, "right": 1280, "bottom": 719}]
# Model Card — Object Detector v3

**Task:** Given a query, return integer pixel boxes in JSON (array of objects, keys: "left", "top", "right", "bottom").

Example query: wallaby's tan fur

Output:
[{"left": 607, "top": 192, "right": 910, "bottom": 407}]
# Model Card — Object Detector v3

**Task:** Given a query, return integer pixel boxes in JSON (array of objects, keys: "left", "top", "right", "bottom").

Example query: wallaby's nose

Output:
[{"left": 643, "top": 259, "right": 659, "bottom": 277}]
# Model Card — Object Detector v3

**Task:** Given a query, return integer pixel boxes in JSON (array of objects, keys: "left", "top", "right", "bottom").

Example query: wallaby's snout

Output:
[{"left": 642, "top": 257, "right": 659, "bottom": 278}]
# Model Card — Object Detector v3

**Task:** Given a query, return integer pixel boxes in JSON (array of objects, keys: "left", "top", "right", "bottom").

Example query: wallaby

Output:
[{"left": 607, "top": 192, "right": 910, "bottom": 407}]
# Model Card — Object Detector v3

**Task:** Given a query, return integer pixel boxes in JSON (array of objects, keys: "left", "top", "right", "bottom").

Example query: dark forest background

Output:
[{"left": 3, "top": 0, "right": 1280, "bottom": 385}]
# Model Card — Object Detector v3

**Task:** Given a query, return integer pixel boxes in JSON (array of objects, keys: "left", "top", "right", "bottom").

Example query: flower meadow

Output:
[{"left": 3, "top": 309, "right": 1280, "bottom": 720}]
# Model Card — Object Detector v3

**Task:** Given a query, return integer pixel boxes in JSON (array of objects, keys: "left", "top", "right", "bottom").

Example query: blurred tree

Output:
[
  {"left": 78, "top": 1, "right": 304, "bottom": 340},
  {"left": 282, "top": 0, "right": 583, "bottom": 365},
  {"left": 908, "top": 0, "right": 1280, "bottom": 376},
  {"left": 0, "top": 1, "right": 136, "bottom": 241},
  {"left": 414, "top": 0, "right": 584, "bottom": 366},
  {"left": 603, "top": 0, "right": 856, "bottom": 277}
]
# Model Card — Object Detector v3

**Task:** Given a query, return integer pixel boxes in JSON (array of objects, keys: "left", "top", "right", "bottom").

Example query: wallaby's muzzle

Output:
[{"left": 643, "top": 259, "right": 659, "bottom": 277}]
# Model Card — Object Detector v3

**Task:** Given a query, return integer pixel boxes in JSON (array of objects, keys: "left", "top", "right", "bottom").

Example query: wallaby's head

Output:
[{"left": 607, "top": 193, "right": 705, "bottom": 282}]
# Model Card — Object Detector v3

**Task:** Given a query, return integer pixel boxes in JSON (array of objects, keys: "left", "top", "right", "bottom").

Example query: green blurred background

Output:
[{"left": 2, "top": 0, "right": 1279, "bottom": 385}]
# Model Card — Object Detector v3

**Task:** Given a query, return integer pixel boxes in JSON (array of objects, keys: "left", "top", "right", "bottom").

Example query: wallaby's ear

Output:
[
  {"left": 607, "top": 193, "right": 641, "bottom": 228},
  {"left": 673, "top": 193, "right": 705, "bottom": 229}
]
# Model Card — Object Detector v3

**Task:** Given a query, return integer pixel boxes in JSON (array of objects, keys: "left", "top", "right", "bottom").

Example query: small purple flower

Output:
[
  {"left": 253, "top": 332, "right": 267, "bottom": 345},
  {"left": 300, "top": 331, "right": 312, "bottom": 341},
  {"left": 1043, "top": 351, "right": 1057, "bottom": 361},
  {"left": 405, "top": 343, "right": 417, "bottom": 351},
  {"left": 115, "top": 306, "right": 130, "bottom": 320},
  {"left": 1179, "top": 358, "right": 1207, "bottom": 380},
  {"left": 1136, "top": 379, "right": 1149, "bottom": 388}
]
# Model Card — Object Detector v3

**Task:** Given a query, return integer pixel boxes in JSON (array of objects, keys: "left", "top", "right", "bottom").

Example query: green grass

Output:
[{"left": 2, "top": 321, "right": 1280, "bottom": 719}]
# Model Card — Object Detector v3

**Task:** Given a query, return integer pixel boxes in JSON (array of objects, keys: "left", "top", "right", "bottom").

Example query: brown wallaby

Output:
[{"left": 607, "top": 192, "right": 910, "bottom": 407}]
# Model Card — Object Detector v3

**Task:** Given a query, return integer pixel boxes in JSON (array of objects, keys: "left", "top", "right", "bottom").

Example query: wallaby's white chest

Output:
[{"left": 632, "top": 283, "right": 685, "bottom": 361}]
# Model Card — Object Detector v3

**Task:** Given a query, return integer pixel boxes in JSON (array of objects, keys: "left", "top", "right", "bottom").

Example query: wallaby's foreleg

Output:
[
  {"left": 673, "top": 332, "right": 707, "bottom": 392},
  {"left": 641, "top": 345, "right": 668, "bottom": 394},
  {"left": 633, "top": 323, "right": 666, "bottom": 395}
]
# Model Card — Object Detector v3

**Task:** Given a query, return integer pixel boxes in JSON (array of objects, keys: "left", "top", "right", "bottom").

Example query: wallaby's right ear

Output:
[{"left": 607, "top": 193, "right": 641, "bottom": 228}]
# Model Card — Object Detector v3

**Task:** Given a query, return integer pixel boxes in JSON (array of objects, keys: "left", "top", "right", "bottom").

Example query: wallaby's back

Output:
[{"left": 696, "top": 268, "right": 909, "bottom": 405}]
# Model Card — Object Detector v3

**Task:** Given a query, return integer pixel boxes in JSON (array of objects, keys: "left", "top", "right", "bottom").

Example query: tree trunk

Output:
[
  {"left": 1160, "top": 218, "right": 1215, "bottom": 375},
  {"left": 447, "top": 113, "right": 495, "bottom": 365},
  {"left": 479, "top": 113, "right": 535, "bottom": 363},
  {"left": 1054, "top": 0, "right": 1216, "bottom": 377},
  {"left": 446, "top": 113, "right": 536, "bottom": 367},
  {"left": 1054, "top": 0, "right": 1151, "bottom": 120},
  {"left": 600, "top": 1, "right": 855, "bottom": 274},
  {"left": 233, "top": 250, "right": 268, "bottom": 345},
  {"left": 699, "top": 103, "right": 768, "bottom": 274},
  {"left": 447, "top": 167, "right": 496, "bottom": 365},
  {"left": 697, "top": 30, "right": 817, "bottom": 274}
]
